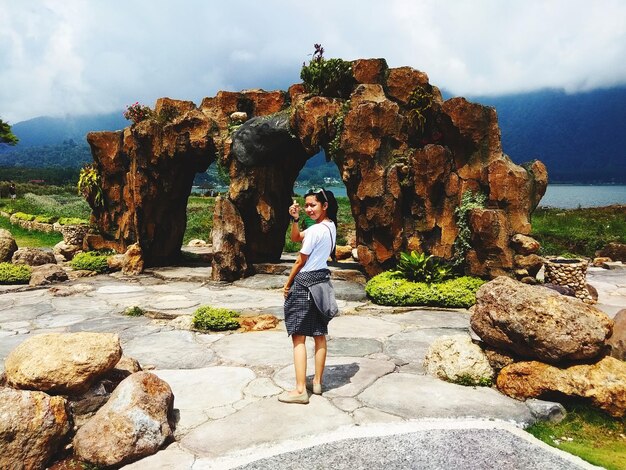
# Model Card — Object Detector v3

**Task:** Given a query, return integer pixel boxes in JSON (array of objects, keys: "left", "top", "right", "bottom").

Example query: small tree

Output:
[{"left": 0, "top": 118, "right": 18, "bottom": 145}]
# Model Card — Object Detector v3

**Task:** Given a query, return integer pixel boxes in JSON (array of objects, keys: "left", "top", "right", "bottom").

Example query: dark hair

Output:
[{"left": 305, "top": 188, "right": 338, "bottom": 260}]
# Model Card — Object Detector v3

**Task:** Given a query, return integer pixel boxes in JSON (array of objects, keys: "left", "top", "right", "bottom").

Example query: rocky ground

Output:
[{"left": 1, "top": 259, "right": 624, "bottom": 469}]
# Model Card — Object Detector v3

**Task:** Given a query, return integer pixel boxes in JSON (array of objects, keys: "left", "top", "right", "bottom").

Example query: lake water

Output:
[{"left": 195, "top": 185, "right": 626, "bottom": 209}]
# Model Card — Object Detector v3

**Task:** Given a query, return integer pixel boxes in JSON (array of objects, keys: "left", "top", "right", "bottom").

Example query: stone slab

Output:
[
  {"left": 327, "top": 337, "right": 382, "bottom": 357},
  {"left": 359, "top": 374, "right": 534, "bottom": 425},
  {"left": 121, "top": 443, "right": 195, "bottom": 470},
  {"left": 384, "top": 328, "right": 469, "bottom": 370},
  {"left": 146, "top": 266, "right": 213, "bottom": 282},
  {"left": 233, "top": 274, "right": 287, "bottom": 290},
  {"left": 379, "top": 309, "right": 471, "bottom": 329},
  {"left": 329, "top": 315, "right": 403, "bottom": 339}
]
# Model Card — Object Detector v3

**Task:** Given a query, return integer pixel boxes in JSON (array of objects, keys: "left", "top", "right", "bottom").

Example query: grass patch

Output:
[
  {"left": 365, "top": 271, "right": 486, "bottom": 308},
  {"left": 124, "top": 306, "right": 145, "bottom": 317},
  {"left": 192, "top": 305, "right": 240, "bottom": 331},
  {"left": 527, "top": 402, "right": 626, "bottom": 470},
  {"left": 0, "top": 262, "right": 32, "bottom": 284},
  {"left": 0, "top": 193, "right": 90, "bottom": 220},
  {"left": 531, "top": 206, "right": 626, "bottom": 258},
  {"left": 0, "top": 216, "right": 62, "bottom": 248},
  {"left": 183, "top": 196, "right": 216, "bottom": 244}
]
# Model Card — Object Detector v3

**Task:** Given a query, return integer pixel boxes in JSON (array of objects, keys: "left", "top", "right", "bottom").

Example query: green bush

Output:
[
  {"left": 34, "top": 215, "right": 57, "bottom": 224},
  {"left": 300, "top": 44, "right": 353, "bottom": 98},
  {"left": 12, "top": 212, "right": 36, "bottom": 221},
  {"left": 57, "top": 217, "right": 88, "bottom": 226},
  {"left": 124, "top": 306, "right": 145, "bottom": 317},
  {"left": 365, "top": 271, "right": 486, "bottom": 308},
  {"left": 70, "top": 251, "right": 109, "bottom": 273},
  {"left": 192, "top": 306, "right": 240, "bottom": 331},
  {"left": 393, "top": 251, "right": 452, "bottom": 283},
  {"left": 0, "top": 262, "right": 32, "bottom": 284}
]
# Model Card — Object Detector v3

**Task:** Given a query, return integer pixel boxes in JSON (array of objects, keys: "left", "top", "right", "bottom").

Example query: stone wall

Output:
[{"left": 85, "top": 59, "right": 547, "bottom": 278}]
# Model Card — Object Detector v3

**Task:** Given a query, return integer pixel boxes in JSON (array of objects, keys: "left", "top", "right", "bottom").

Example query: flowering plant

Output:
[{"left": 123, "top": 102, "right": 153, "bottom": 124}]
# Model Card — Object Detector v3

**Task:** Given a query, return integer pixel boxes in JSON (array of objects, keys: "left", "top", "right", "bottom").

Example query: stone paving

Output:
[{"left": 1, "top": 262, "right": 622, "bottom": 469}]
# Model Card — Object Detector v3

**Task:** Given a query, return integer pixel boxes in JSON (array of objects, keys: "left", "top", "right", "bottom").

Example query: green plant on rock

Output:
[
  {"left": 327, "top": 100, "right": 351, "bottom": 160},
  {"left": 77, "top": 164, "right": 103, "bottom": 208},
  {"left": 451, "top": 374, "right": 493, "bottom": 387},
  {"left": 156, "top": 104, "right": 179, "bottom": 124},
  {"left": 34, "top": 215, "right": 57, "bottom": 224},
  {"left": 452, "top": 190, "right": 487, "bottom": 267},
  {"left": 407, "top": 86, "right": 434, "bottom": 133},
  {"left": 300, "top": 44, "right": 353, "bottom": 98},
  {"left": 192, "top": 306, "right": 240, "bottom": 331},
  {"left": 123, "top": 102, "right": 154, "bottom": 124},
  {"left": 124, "top": 306, "right": 145, "bottom": 317},
  {"left": 0, "top": 262, "right": 32, "bottom": 284},
  {"left": 70, "top": 251, "right": 109, "bottom": 273},
  {"left": 392, "top": 250, "right": 453, "bottom": 283},
  {"left": 12, "top": 212, "right": 36, "bottom": 221},
  {"left": 57, "top": 217, "right": 89, "bottom": 226}
]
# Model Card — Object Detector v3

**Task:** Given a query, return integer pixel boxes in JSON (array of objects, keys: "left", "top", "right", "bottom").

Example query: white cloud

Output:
[{"left": 1, "top": 0, "right": 625, "bottom": 122}]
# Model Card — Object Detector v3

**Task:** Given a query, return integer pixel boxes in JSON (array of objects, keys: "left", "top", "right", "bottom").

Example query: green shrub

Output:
[
  {"left": 70, "top": 251, "right": 109, "bottom": 273},
  {"left": 452, "top": 375, "right": 493, "bottom": 387},
  {"left": 365, "top": 271, "right": 486, "bottom": 308},
  {"left": 393, "top": 251, "right": 452, "bottom": 283},
  {"left": 124, "top": 306, "right": 145, "bottom": 317},
  {"left": 300, "top": 44, "right": 353, "bottom": 98},
  {"left": 0, "top": 262, "right": 32, "bottom": 284},
  {"left": 12, "top": 212, "right": 36, "bottom": 221},
  {"left": 34, "top": 215, "right": 57, "bottom": 224},
  {"left": 57, "top": 217, "right": 89, "bottom": 226},
  {"left": 192, "top": 306, "right": 240, "bottom": 331}
]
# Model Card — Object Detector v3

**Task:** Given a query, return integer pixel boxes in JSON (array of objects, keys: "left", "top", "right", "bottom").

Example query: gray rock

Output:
[
  {"left": 328, "top": 337, "right": 382, "bottom": 357},
  {"left": 29, "top": 263, "right": 69, "bottom": 286},
  {"left": 12, "top": 247, "right": 56, "bottom": 266},
  {"left": 525, "top": 398, "right": 567, "bottom": 423}
]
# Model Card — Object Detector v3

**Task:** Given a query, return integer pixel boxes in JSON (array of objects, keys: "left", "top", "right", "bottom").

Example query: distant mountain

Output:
[
  {"left": 467, "top": 87, "right": 626, "bottom": 183},
  {"left": 2, "top": 87, "right": 626, "bottom": 183}
]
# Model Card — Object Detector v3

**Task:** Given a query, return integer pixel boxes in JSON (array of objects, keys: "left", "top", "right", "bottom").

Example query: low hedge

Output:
[
  {"left": 0, "top": 262, "right": 32, "bottom": 284},
  {"left": 70, "top": 251, "right": 109, "bottom": 273},
  {"left": 12, "top": 212, "right": 36, "bottom": 221},
  {"left": 57, "top": 217, "right": 89, "bottom": 226},
  {"left": 34, "top": 215, "right": 58, "bottom": 224},
  {"left": 192, "top": 306, "right": 240, "bottom": 331},
  {"left": 365, "top": 271, "right": 486, "bottom": 308}
]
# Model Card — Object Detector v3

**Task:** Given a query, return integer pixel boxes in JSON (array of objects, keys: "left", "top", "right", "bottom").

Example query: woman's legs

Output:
[
  {"left": 291, "top": 334, "right": 307, "bottom": 394},
  {"left": 313, "top": 335, "right": 327, "bottom": 385}
]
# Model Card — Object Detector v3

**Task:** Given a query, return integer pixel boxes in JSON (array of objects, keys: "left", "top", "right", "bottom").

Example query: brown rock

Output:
[
  {"left": 510, "top": 234, "right": 541, "bottom": 255},
  {"left": 497, "top": 357, "right": 626, "bottom": 418},
  {"left": 351, "top": 58, "right": 388, "bottom": 85},
  {"left": 238, "top": 314, "right": 279, "bottom": 331},
  {"left": 386, "top": 66, "right": 433, "bottom": 104},
  {"left": 53, "top": 241, "right": 81, "bottom": 261},
  {"left": 0, "top": 228, "right": 18, "bottom": 262},
  {"left": 593, "top": 256, "right": 612, "bottom": 267},
  {"left": 598, "top": 242, "right": 626, "bottom": 262},
  {"left": 470, "top": 276, "right": 613, "bottom": 363},
  {"left": 513, "top": 254, "right": 544, "bottom": 277},
  {"left": 608, "top": 308, "right": 626, "bottom": 360},
  {"left": 335, "top": 245, "right": 353, "bottom": 260},
  {"left": 107, "top": 253, "right": 125, "bottom": 271},
  {"left": 5, "top": 332, "right": 122, "bottom": 394},
  {"left": 482, "top": 345, "right": 516, "bottom": 373},
  {"left": 211, "top": 196, "right": 248, "bottom": 281},
  {"left": 12, "top": 247, "right": 56, "bottom": 266},
  {"left": 73, "top": 372, "right": 174, "bottom": 467},
  {"left": 122, "top": 243, "right": 144, "bottom": 275},
  {"left": 0, "top": 387, "right": 71, "bottom": 470},
  {"left": 29, "top": 263, "right": 69, "bottom": 286}
]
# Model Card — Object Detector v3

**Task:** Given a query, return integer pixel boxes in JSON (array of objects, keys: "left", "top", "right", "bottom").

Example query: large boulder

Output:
[
  {"left": 53, "top": 240, "right": 82, "bottom": 261},
  {"left": 29, "top": 263, "right": 69, "bottom": 286},
  {"left": 497, "top": 356, "right": 626, "bottom": 418},
  {"left": 608, "top": 308, "right": 626, "bottom": 360},
  {"left": 211, "top": 196, "right": 249, "bottom": 281},
  {"left": 598, "top": 242, "right": 626, "bottom": 262},
  {"left": 11, "top": 247, "right": 56, "bottom": 266},
  {"left": 470, "top": 276, "right": 613, "bottom": 363},
  {"left": 423, "top": 334, "right": 494, "bottom": 385},
  {"left": 0, "top": 228, "right": 18, "bottom": 262},
  {"left": 73, "top": 372, "right": 174, "bottom": 467},
  {"left": 5, "top": 332, "right": 122, "bottom": 394},
  {"left": 122, "top": 242, "right": 144, "bottom": 275},
  {"left": 0, "top": 387, "right": 71, "bottom": 470}
]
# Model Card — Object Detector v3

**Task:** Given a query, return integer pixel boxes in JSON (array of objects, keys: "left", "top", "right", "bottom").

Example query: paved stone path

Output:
[{"left": 2, "top": 262, "right": 622, "bottom": 469}]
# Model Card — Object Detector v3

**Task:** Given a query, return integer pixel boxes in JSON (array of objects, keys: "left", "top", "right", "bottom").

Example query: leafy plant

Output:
[
  {"left": 392, "top": 250, "right": 453, "bottom": 283},
  {"left": 156, "top": 104, "right": 179, "bottom": 124},
  {"left": 327, "top": 100, "right": 351, "bottom": 160},
  {"left": 70, "top": 251, "right": 109, "bottom": 273},
  {"left": 452, "top": 190, "right": 487, "bottom": 267},
  {"left": 365, "top": 271, "right": 485, "bottom": 308},
  {"left": 192, "top": 306, "right": 240, "bottom": 331},
  {"left": 300, "top": 44, "right": 353, "bottom": 98},
  {"left": 124, "top": 306, "right": 145, "bottom": 317},
  {"left": 34, "top": 215, "right": 57, "bottom": 224},
  {"left": 12, "top": 212, "right": 36, "bottom": 221},
  {"left": 123, "top": 102, "right": 154, "bottom": 124},
  {"left": 0, "top": 262, "right": 32, "bottom": 284},
  {"left": 77, "top": 164, "right": 103, "bottom": 208},
  {"left": 57, "top": 217, "right": 89, "bottom": 226},
  {"left": 407, "top": 86, "right": 434, "bottom": 133},
  {"left": 452, "top": 374, "right": 493, "bottom": 387}
]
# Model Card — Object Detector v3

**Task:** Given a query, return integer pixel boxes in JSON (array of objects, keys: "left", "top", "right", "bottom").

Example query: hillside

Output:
[{"left": 2, "top": 87, "right": 625, "bottom": 183}]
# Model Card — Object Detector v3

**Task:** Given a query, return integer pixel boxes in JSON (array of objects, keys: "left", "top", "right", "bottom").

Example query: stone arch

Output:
[{"left": 85, "top": 59, "right": 548, "bottom": 281}]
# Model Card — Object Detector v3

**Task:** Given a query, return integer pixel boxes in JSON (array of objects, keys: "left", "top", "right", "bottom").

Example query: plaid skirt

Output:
[{"left": 284, "top": 269, "right": 330, "bottom": 336}]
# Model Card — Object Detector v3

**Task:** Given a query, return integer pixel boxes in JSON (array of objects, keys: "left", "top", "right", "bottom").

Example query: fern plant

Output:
[{"left": 392, "top": 250, "right": 452, "bottom": 283}]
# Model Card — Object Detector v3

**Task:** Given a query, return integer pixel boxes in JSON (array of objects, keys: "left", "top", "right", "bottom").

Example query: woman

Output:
[{"left": 279, "top": 188, "right": 338, "bottom": 404}]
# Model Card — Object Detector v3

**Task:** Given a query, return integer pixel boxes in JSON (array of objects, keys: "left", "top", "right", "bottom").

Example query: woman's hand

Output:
[
  {"left": 283, "top": 284, "right": 291, "bottom": 298},
  {"left": 288, "top": 200, "right": 300, "bottom": 219}
]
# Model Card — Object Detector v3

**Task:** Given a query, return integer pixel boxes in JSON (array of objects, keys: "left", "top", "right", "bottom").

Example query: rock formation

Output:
[{"left": 85, "top": 59, "right": 547, "bottom": 280}]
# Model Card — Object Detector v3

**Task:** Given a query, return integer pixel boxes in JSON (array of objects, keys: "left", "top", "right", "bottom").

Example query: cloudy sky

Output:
[{"left": 1, "top": 0, "right": 625, "bottom": 123}]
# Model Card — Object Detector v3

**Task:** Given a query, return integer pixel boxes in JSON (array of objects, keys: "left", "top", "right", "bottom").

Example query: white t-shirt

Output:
[{"left": 300, "top": 220, "right": 336, "bottom": 272}]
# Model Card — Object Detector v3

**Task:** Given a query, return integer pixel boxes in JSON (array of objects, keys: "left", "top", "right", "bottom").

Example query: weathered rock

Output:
[
  {"left": 423, "top": 334, "right": 494, "bottom": 385},
  {"left": 12, "top": 247, "right": 56, "bottom": 266},
  {"left": 53, "top": 240, "right": 81, "bottom": 261},
  {"left": 73, "top": 372, "right": 174, "bottom": 467},
  {"left": 608, "top": 308, "right": 626, "bottom": 360},
  {"left": 470, "top": 276, "right": 613, "bottom": 363},
  {"left": 0, "top": 228, "right": 18, "bottom": 262},
  {"left": 211, "top": 196, "right": 248, "bottom": 281},
  {"left": 0, "top": 387, "right": 71, "bottom": 470},
  {"left": 5, "top": 332, "right": 122, "bottom": 394},
  {"left": 513, "top": 254, "right": 544, "bottom": 277},
  {"left": 482, "top": 345, "right": 516, "bottom": 373},
  {"left": 592, "top": 256, "right": 612, "bottom": 267},
  {"left": 352, "top": 58, "right": 388, "bottom": 85},
  {"left": 122, "top": 243, "right": 144, "bottom": 275},
  {"left": 510, "top": 234, "right": 541, "bottom": 255},
  {"left": 238, "top": 314, "right": 279, "bottom": 332},
  {"left": 497, "top": 357, "right": 626, "bottom": 417},
  {"left": 59, "top": 224, "right": 88, "bottom": 246},
  {"left": 29, "top": 263, "right": 69, "bottom": 286},
  {"left": 187, "top": 238, "right": 207, "bottom": 246},
  {"left": 598, "top": 242, "right": 626, "bottom": 262},
  {"left": 542, "top": 283, "right": 576, "bottom": 297},
  {"left": 335, "top": 245, "right": 353, "bottom": 260},
  {"left": 107, "top": 253, "right": 125, "bottom": 270}
]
